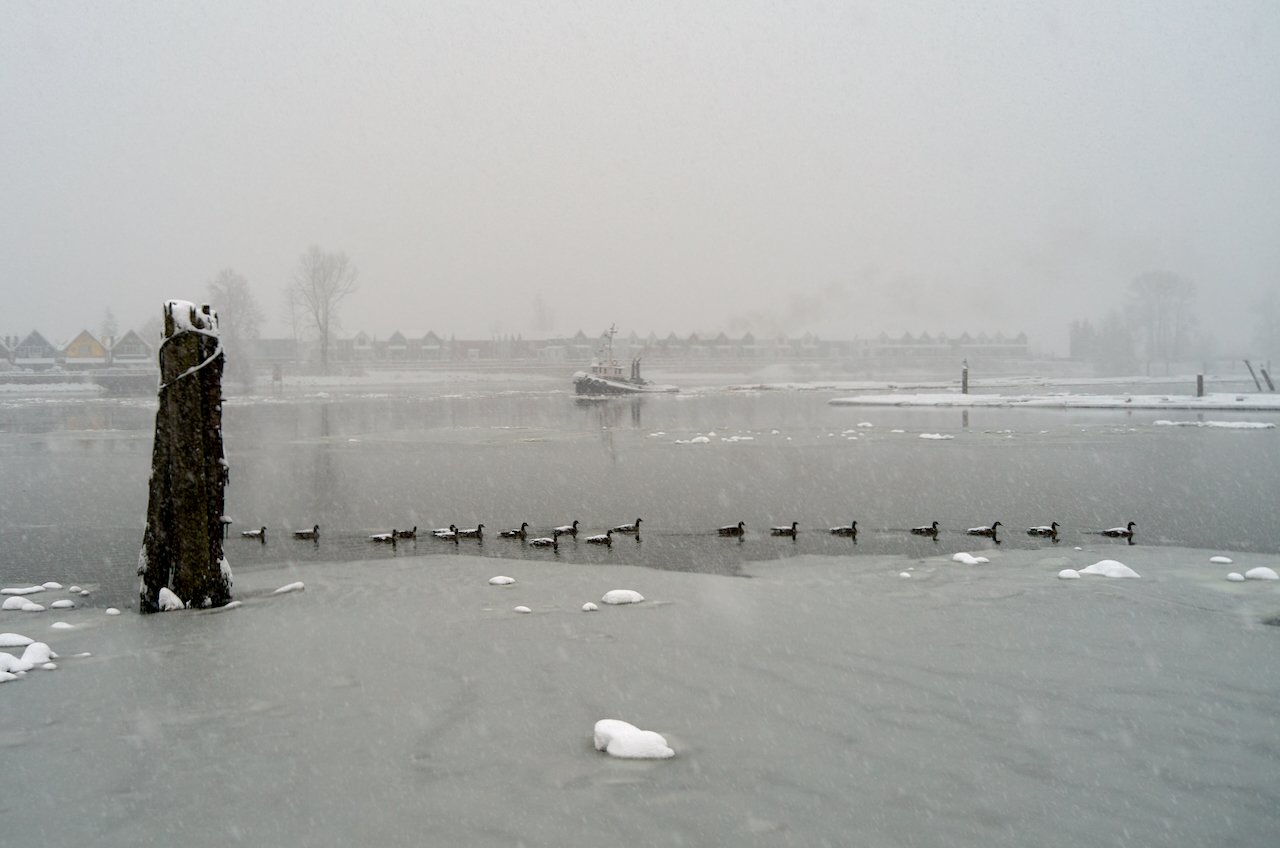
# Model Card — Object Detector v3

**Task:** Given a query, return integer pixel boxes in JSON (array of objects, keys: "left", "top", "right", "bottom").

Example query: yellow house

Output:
[{"left": 63, "top": 329, "right": 110, "bottom": 368}]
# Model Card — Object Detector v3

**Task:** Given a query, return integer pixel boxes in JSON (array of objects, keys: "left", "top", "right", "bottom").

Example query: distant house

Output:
[
  {"left": 110, "top": 330, "right": 154, "bottom": 367},
  {"left": 63, "top": 330, "right": 110, "bottom": 369},
  {"left": 386, "top": 331, "right": 408, "bottom": 361},
  {"left": 421, "top": 331, "right": 446, "bottom": 360},
  {"left": 14, "top": 330, "right": 60, "bottom": 370},
  {"left": 352, "top": 331, "right": 374, "bottom": 362}
]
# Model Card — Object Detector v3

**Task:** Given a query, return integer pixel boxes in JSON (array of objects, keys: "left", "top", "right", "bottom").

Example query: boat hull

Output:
[{"left": 573, "top": 372, "right": 677, "bottom": 395}]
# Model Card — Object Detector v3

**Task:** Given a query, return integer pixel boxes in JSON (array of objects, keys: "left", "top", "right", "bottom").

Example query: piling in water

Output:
[{"left": 137, "top": 301, "right": 232, "bottom": 612}]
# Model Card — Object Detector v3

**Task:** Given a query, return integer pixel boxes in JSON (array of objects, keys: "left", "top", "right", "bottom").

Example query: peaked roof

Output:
[
  {"left": 64, "top": 330, "right": 108, "bottom": 356},
  {"left": 111, "top": 329, "right": 153, "bottom": 352},
  {"left": 15, "top": 330, "right": 56, "bottom": 355}
]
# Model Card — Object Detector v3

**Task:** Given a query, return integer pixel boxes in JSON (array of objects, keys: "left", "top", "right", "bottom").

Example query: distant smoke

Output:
[{"left": 724, "top": 281, "right": 853, "bottom": 338}]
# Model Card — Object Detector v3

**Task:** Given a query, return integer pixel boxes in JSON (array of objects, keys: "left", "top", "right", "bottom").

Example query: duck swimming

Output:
[
  {"left": 910, "top": 521, "right": 940, "bottom": 538},
  {"left": 771, "top": 521, "right": 799, "bottom": 538},
  {"left": 585, "top": 530, "right": 613, "bottom": 546},
  {"left": 1101, "top": 521, "right": 1136, "bottom": 543},
  {"left": 829, "top": 521, "right": 858, "bottom": 538},
  {"left": 1026, "top": 522, "right": 1060, "bottom": 539},
  {"left": 718, "top": 521, "right": 746, "bottom": 537},
  {"left": 499, "top": 522, "right": 529, "bottom": 539},
  {"left": 241, "top": 526, "right": 267, "bottom": 542},
  {"left": 611, "top": 518, "right": 642, "bottom": 535},
  {"left": 966, "top": 521, "right": 1002, "bottom": 539},
  {"left": 293, "top": 525, "right": 319, "bottom": 541},
  {"left": 553, "top": 520, "right": 579, "bottom": 538}
]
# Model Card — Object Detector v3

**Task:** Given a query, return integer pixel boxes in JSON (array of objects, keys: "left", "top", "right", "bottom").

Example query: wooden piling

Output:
[
  {"left": 961, "top": 359, "right": 969, "bottom": 395},
  {"left": 1196, "top": 374, "right": 1204, "bottom": 397},
  {"left": 138, "top": 301, "right": 232, "bottom": 612},
  {"left": 1261, "top": 367, "right": 1276, "bottom": 392},
  {"left": 1244, "top": 360, "right": 1263, "bottom": 392}
]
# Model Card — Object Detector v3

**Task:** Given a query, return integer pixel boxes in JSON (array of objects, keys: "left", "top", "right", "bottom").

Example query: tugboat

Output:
[{"left": 573, "top": 326, "right": 678, "bottom": 396}]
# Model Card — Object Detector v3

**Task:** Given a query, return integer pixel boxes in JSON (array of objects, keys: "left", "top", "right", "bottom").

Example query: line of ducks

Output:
[{"left": 245, "top": 519, "right": 1137, "bottom": 547}]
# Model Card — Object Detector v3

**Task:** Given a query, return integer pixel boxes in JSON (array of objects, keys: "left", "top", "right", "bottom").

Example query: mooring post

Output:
[
  {"left": 138, "top": 300, "right": 232, "bottom": 612},
  {"left": 1244, "top": 360, "right": 1263, "bottom": 392},
  {"left": 1196, "top": 374, "right": 1204, "bottom": 398},
  {"left": 961, "top": 358, "right": 969, "bottom": 395}
]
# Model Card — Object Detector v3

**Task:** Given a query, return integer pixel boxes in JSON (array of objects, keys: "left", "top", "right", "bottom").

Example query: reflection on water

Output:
[{"left": 2, "top": 385, "right": 1278, "bottom": 606}]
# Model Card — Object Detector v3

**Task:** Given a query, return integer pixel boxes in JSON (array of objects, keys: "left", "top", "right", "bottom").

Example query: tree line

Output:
[
  {"left": 1070, "top": 271, "right": 1278, "bottom": 376},
  {"left": 118, "top": 245, "right": 357, "bottom": 389}
]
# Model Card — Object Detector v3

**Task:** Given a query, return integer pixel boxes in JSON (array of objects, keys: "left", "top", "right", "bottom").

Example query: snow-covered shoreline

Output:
[
  {"left": 3, "top": 546, "right": 1278, "bottom": 847},
  {"left": 829, "top": 391, "right": 1280, "bottom": 412}
]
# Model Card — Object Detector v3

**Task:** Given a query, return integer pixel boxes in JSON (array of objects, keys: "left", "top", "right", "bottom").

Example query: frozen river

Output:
[
  {"left": 4, "top": 547, "right": 1279, "bottom": 847},
  {"left": 2, "top": 377, "right": 1279, "bottom": 846}
]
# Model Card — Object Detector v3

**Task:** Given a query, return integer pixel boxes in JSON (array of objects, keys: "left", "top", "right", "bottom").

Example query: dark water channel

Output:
[{"left": 2, "top": 384, "right": 1278, "bottom": 606}]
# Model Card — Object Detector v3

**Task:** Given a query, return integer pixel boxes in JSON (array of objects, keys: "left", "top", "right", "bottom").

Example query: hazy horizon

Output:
[{"left": 4, "top": 1, "right": 1278, "bottom": 355}]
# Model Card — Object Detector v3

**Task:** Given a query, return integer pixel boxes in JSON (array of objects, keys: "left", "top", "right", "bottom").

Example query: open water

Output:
[{"left": 2, "top": 378, "right": 1278, "bottom": 607}]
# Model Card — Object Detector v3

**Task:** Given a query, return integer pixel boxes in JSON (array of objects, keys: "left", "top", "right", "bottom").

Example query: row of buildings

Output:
[
  {"left": 287, "top": 329, "right": 1032, "bottom": 365},
  {"left": 2, "top": 327, "right": 1031, "bottom": 372},
  {"left": 0, "top": 330, "right": 155, "bottom": 371}
]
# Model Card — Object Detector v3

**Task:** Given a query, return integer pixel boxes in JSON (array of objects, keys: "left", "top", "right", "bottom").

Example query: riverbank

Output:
[{"left": 3, "top": 546, "right": 1278, "bottom": 847}]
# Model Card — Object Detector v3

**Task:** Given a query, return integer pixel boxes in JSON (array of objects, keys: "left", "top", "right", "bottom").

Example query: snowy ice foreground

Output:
[
  {"left": 830, "top": 391, "right": 1280, "bottom": 412},
  {"left": 2, "top": 548, "right": 1279, "bottom": 847}
]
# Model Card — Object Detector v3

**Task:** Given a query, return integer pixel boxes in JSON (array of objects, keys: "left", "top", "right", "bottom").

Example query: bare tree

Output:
[
  {"left": 288, "top": 245, "right": 358, "bottom": 372},
  {"left": 100, "top": 308, "right": 119, "bottom": 343},
  {"left": 207, "top": 268, "right": 264, "bottom": 388},
  {"left": 1128, "top": 271, "right": 1196, "bottom": 376}
]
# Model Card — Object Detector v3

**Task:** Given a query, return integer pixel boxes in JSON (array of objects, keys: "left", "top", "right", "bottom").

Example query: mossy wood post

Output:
[{"left": 138, "top": 301, "right": 232, "bottom": 612}]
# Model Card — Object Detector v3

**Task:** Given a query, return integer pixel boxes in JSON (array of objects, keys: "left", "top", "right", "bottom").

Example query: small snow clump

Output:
[
  {"left": 602, "top": 589, "right": 644, "bottom": 605},
  {"left": 1079, "top": 560, "right": 1141, "bottom": 579},
  {"left": 594, "top": 719, "right": 674, "bottom": 759}
]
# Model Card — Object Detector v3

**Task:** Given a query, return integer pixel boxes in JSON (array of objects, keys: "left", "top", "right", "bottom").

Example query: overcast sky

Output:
[{"left": 3, "top": 1, "right": 1278, "bottom": 353}]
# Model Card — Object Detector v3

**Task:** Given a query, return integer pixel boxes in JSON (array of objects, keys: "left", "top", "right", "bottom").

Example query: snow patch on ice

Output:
[
  {"left": 952, "top": 553, "right": 990, "bottom": 565},
  {"left": 1080, "top": 560, "right": 1141, "bottom": 579},
  {"left": 105, "top": 608, "right": 122, "bottom": 615},
  {"left": 593, "top": 719, "right": 674, "bottom": 759},
  {"left": 513, "top": 606, "right": 532, "bottom": 614},
  {"left": 1154, "top": 420, "right": 1275, "bottom": 429},
  {"left": 920, "top": 433, "right": 954, "bottom": 440},
  {"left": 1, "top": 586, "right": 46, "bottom": 596},
  {"left": 273, "top": 582, "right": 306, "bottom": 595},
  {"left": 1226, "top": 573, "right": 1245, "bottom": 582},
  {"left": 1209, "top": 556, "right": 1233, "bottom": 564},
  {"left": 488, "top": 576, "right": 516, "bottom": 586},
  {"left": 0, "top": 633, "right": 34, "bottom": 648},
  {"left": 1244, "top": 567, "right": 1279, "bottom": 581},
  {"left": 602, "top": 589, "right": 645, "bottom": 605},
  {"left": 1058, "top": 569, "right": 1081, "bottom": 579},
  {"left": 582, "top": 602, "right": 599, "bottom": 612},
  {"left": 156, "top": 587, "right": 184, "bottom": 610},
  {"left": 50, "top": 600, "right": 75, "bottom": 610}
]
